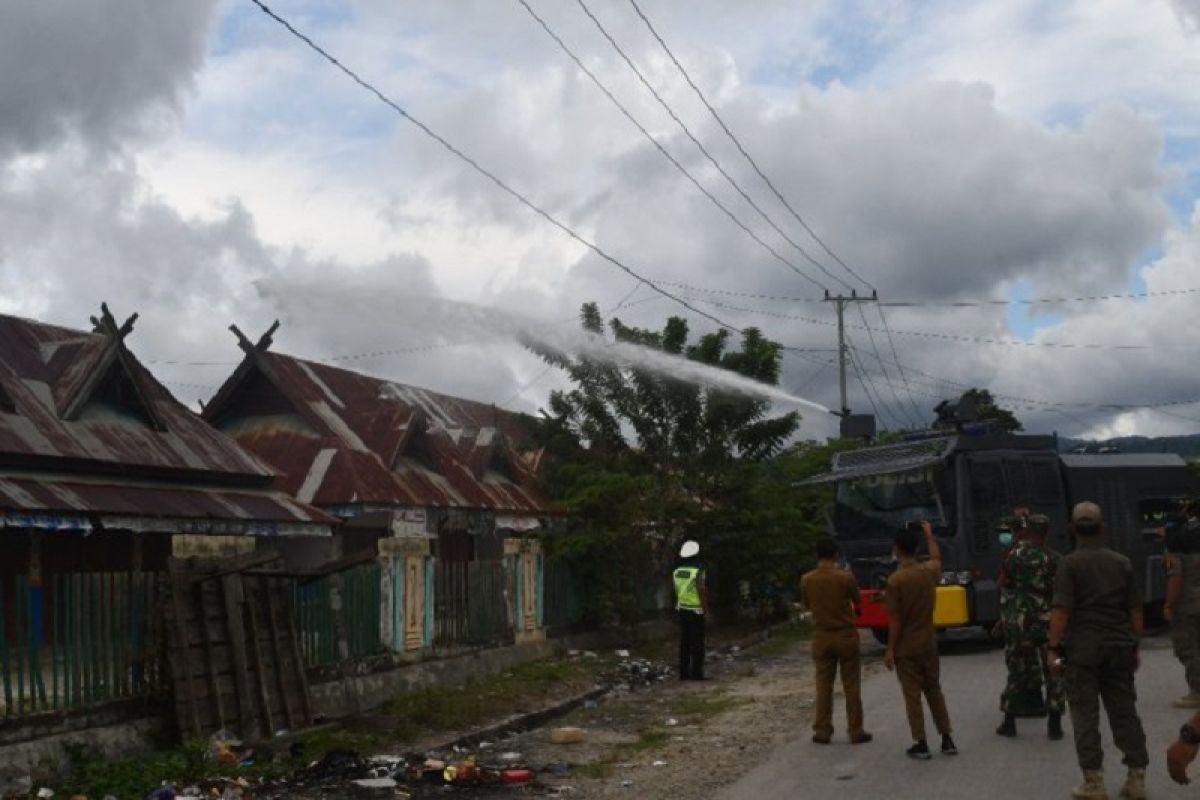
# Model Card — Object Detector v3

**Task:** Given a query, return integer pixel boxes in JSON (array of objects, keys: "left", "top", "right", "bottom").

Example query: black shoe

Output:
[
  {"left": 940, "top": 734, "right": 958, "bottom": 755},
  {"left": 996, "top": 714, "right": 1016, "bottom": 737},
  {"left": 812, "top": 733, "right": 832, "bottom": 745},
  {"left": 906, "top": 741, "right": 932, "bottom": 760},
  {"left": 1048, "top": 712, "right": 1063, "bottom": 740},
  {"left": 850, "top": 732, "right": 873, "bottom": 745}
]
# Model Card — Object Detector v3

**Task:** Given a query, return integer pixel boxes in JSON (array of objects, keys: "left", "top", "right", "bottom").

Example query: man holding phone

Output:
[{"left": 884, "top": 519, "right": 957, "bottom": 760}]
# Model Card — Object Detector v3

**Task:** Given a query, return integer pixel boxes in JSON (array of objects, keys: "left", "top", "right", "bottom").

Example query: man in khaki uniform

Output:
[
  {"left": 884, "top": 520, "right": 957, "bottom": 760},
  {"left": 801, "top": 537, "right": 872, "bottom": 745},
  {"left": 1048, "top": 501, "right": 1147, "bottom": 800}
]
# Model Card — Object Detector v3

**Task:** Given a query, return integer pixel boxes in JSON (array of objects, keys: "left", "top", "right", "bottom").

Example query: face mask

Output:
[{"left": 998, "top": 531, "right": 1013, "bottom": 548}]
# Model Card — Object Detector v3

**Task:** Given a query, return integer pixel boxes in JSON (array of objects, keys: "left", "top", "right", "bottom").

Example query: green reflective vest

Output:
[{"left": 674, "top": 566, "right": 703, "bottom": 612}]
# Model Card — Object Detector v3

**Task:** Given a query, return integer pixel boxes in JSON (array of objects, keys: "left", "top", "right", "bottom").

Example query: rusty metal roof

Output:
[
  {"left": 0, "top": 311, "right": 333, "bottom": 532},
  {"left": 204, "top": 348, "right": 552, "bottom": 515},
  {"left": 0, "top": 472, "right": 332, "bottom": 534},
  {"left": 0, "top": 313, "right": 272, "bottom": 476}
]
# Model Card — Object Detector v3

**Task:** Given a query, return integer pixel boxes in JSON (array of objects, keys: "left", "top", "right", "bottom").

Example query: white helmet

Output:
[{"left": 679, "top": 540, "right": 700, "bottom": 558}]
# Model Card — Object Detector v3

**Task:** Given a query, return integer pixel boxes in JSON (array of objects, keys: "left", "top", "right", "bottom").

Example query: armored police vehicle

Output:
[{"left": 801, "top": 432, "right": 1200, "bottom": 642}]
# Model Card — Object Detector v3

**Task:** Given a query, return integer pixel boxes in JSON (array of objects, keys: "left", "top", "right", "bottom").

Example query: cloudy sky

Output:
[{"left": 2, "top": 0, "right": 1199, "bottom": 442}]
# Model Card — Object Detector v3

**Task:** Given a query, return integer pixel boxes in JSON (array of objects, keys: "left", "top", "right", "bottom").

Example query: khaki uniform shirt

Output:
[
  {"left": 1166, "top": 553, "right": 1200, "bottom": 615},
  {"left": 1052, "top": 537, "right": 1141, "bottom": 664},
  {"left": 885, "top": 557, "right": 941, "bottom": 657},
  {"left": 801, "top": 563, "right": 860, "bottom": 632}
]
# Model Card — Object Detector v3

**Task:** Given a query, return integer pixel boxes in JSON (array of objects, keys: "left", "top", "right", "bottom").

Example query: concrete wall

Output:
[
  {"left": 309, "top": 618, "right": 675, "bottom": 720},
  {"left": 0, "top": 702, "right": 163, "bottom": 780}
]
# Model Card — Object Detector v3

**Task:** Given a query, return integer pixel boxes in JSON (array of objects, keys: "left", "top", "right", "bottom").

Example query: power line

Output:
[
  {"left": 246, "top": 0, "right": 754, "bottom": 337},
  {"left": 843, "top": 338, "right": 894, "bottom": 431},
  {"left": 560, "top": 0, "right": 923, "bottom": 419},
  {"left": 645, "top": 279, "right": 1200, "bottom": 309},
  {"left": 691, "top": 297, "right": 1152, "bottom": 350},
  {"left": 881, "top": 286, "right": 1200, "bottom": 307},
  {"left": 565, "top": 0, "right": 849, "bottom": 291},
  {"left": 845, "top": 346, "right": 1200, "bottom": 415},
  {"left": 515, "top": 0, "right": 827, "bottom": 292},
  {"left": 625, "top": 0, "right": 873, "bottom": 292}
]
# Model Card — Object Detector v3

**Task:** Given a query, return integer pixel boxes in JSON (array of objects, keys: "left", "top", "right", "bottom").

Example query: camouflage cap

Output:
[
  {"left": 1071, "top": 501, "right": 1103, "bottom": 526},
  {"left": 1027, "top": 513, "right": 1050, "bottom": 533}
]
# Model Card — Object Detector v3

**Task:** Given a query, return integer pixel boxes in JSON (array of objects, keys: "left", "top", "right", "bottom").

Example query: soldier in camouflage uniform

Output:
[{"left": 996, "top": 513, "right": 1065, "bottom": 739}]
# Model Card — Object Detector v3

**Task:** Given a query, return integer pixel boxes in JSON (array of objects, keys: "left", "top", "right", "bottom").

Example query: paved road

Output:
[{"left": 722, "top": 636, "right": 1194, "bottom": 800}]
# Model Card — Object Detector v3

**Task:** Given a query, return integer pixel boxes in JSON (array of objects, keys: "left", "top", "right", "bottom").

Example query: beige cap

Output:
[{"left": 1071, "top": 501, "right": 1103, "bottom": 526}]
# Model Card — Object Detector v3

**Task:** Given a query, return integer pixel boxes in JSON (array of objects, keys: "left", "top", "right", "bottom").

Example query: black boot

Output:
[
  {"left": 996, "top": 714, "right": 1016, "bottom": 737},
  {"left": 1048, "top": 711, "right": 1063, "bottom": 740}
]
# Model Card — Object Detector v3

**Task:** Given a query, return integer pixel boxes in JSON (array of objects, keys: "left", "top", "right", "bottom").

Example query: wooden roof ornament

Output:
[{"left": 62, "top": 302, "right": 166, "bottom": 431}]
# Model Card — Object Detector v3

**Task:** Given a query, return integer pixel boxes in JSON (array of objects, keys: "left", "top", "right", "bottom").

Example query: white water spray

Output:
[{"left": 260, "top": 280, "right": 831, "bottom": 414}]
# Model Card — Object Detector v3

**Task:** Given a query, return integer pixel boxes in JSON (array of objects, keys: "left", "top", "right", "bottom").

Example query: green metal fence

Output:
[
  {"left": 1, "top": 572, "right": 162, "bottom": 718},
  {"left": 433, "top": 559, "right": 512, "bottom": 648},
  {"left": 293, "top": 562, "right": 384, "bottom": 667},
  {"left": 542, "top": 559, "right": 583, "bottom": 629}
]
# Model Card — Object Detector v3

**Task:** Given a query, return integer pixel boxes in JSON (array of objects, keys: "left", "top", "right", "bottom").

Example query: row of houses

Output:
[
  {"left": 0, "top": 306, "right": 554, "bottom": 578},
  {"left": 0, "top": 305, "right": 562, "bottom": 743}
]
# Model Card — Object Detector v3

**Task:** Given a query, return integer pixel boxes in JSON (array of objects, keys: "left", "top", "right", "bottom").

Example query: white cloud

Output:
[{"left": 2, "top": 0, "right": 1199, "bottom": 439}]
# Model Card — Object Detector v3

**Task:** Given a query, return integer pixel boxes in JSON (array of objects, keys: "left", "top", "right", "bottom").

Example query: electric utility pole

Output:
[{"left": 823, "top": 289, "right": 878, "bottom": 417}]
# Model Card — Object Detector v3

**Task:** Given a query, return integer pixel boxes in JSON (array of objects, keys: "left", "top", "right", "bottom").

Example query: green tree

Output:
[
  {"left": 934, "top": 388, "right": 1023, "bottom": 433},
  {"left": 531, "top": 303, "right": 802, "bottom": 622}
]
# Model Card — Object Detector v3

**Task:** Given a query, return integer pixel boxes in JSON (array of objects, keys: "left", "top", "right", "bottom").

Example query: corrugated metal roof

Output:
[
  {"left": 798, "top": 436, "right": 957, "bottom": 486},
  {"left": 0, "top": 473, "right": 332, "bottom": 533},
  {"left": 0, "top": 314, "right": 271, "bottom": 476},
  {"left": 0, "top": 312, "right": 333, "bottom": 531},
  {"left": 205, "top": 350, "right": 552, "bottom": 515}
]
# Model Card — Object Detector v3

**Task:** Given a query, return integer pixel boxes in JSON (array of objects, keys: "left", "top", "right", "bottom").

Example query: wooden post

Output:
[{"left": 243, "top": 580, "right": 275, "bottom": 736}]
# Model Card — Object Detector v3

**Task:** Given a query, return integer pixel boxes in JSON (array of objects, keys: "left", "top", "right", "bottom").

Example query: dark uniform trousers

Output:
[
  {"left": 896, "top": 645, "right": 952, "bottom": 742},
  {"left": 1065, "top": 646, "right": 1148, "bottom": 770},
  {"left": 811, "top": 628, "right": 864, "bottom": 738},
  {"left": 678, "top": 610, "right": 705, "bottom": 679},
  {"left": 1172, "top": 611, "right": 1200, "bottom": 695},
  {"left": 1001, "top": 636, "right": 1066, "bottom": 714}
]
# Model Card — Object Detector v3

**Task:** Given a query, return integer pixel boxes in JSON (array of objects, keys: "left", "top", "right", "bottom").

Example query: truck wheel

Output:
[{"left": 871, "top": 627, "right": 889, "bottom": 646}]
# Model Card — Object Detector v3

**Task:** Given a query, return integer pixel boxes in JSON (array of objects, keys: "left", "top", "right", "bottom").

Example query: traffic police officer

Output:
[
  {"left": 674, "top": 540, "right": 708, "bottom": 680},
  {"left": 995, "top": 512, "right": 1065, "bottom": 739}
]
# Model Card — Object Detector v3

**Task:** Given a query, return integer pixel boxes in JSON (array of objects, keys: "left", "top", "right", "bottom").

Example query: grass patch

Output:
[
  {"left": 672, "top": 690, "right": 745, "bottom": 721},
  {"left": 753, "top": 622, "right": 811, "bottom": 659},
  {"left": 385, "top": 654, "right": 610, "bottom": 742}
]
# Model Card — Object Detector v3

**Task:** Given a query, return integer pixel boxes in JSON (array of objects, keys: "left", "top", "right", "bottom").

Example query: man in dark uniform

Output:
[
  {"left": 1049, "top": 501, "right": 1147, "bottom": 800},
  {"left": 673, "top": 540, "right": 708, "bottom": 680},
  {"left": 884, "top": 520, "right": 957, "bottom": 760},
  {"left": 1164, "top": 502, "right": 1200, "bottom": 708},
  {"left": 996, "top": 512, "right": 1065, "bottom": 739},
  {"left": 801, "top": 537, "right": 872, "bottom": 745}
]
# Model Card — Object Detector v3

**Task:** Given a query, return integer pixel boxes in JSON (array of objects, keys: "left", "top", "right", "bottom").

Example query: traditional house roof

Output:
[
  {"left": 202, "top": 323, "right": 550, "bottom": 515},
  {"left": 0, "top": 308, "right": 333, "bottom": 535}
]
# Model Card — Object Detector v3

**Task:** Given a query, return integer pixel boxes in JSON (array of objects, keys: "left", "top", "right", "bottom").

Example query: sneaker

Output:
[
  {"left": 940, "top": 734, "right": 958, "bottom": 755},
  {"left": 1174, "top": 692, "right": 1200, "bottom": 709},
  {"left": 906, "top": 741, "right": 932, "bottom": 760},
  {"left": 849, "top": 732, "right": 873, "bottom": 744},
  {"left": 996, "top": 714, "right": 1016, "bottom": 737},
  {"left": 812, "top": 733, "right": 831, "bottom": 745}
]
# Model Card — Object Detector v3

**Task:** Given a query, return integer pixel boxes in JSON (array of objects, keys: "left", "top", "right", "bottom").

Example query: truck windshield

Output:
[{"left": 833, "top": 468, "right": 949, "bottom": 540}]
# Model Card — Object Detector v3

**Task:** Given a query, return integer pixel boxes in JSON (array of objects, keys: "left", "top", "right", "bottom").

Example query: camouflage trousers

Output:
[{"left": 1000, "top": 636, "right": 1065, "bottom": 715}]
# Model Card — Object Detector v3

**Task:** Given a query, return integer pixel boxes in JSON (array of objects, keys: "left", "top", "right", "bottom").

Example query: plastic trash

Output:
[
  {"left": 550, "top": 727, "right": 587, "bottom": 744},
  {"left": 501, "top": 770, "right": 534, "bottom": 784}
]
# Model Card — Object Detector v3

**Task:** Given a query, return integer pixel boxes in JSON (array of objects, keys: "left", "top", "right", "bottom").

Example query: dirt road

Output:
[{"left": 499, "top": 628, "right": 831, "bottom": 798}]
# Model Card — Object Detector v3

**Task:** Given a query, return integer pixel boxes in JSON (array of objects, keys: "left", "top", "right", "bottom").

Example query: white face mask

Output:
[{"left": 998, "top": 531, "right": 1014, "bottom": 549}]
